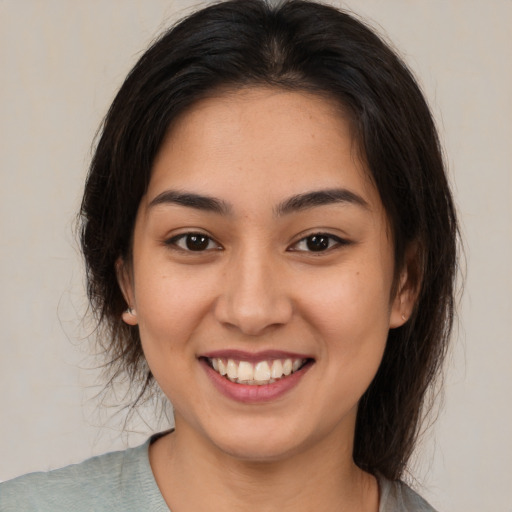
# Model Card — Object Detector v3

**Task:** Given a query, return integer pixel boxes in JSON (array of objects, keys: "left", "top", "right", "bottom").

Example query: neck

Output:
[{"left": 149, "top": 423, "right": 379, "bottom": 512}]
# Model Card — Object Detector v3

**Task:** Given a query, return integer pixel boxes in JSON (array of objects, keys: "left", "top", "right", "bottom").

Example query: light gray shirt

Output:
[{"left": 0, "top": 435, "right": 437, "bottom": 511}]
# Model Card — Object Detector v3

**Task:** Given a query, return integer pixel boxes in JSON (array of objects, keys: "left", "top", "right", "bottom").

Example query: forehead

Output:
[{"left": 147, "top": 87, "right": 379, "bottom": 212}]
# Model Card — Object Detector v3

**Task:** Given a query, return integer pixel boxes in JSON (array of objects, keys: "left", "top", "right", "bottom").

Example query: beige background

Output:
[{"left": 1, "top": 1, "right": 511, "bottom": 510}]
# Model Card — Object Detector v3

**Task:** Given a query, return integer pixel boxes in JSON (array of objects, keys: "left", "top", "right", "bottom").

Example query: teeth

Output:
[
  {"left": 237, "top": 361, "right": 254, "bottom": 381},
  {"left": 254, "top": 361, "right": 271, "bottom": 382},
  {"left": 271, "top": 359, "right": 283, "bottom": 379},
  {"left": 227, "top": 359, "right": 237, "bottom": 380},
  {"left": 208, "top": 357, "right": 307, "bottom": 385},
  {"left": 218, "top": 359, "right": 227, "bottom": 376}
]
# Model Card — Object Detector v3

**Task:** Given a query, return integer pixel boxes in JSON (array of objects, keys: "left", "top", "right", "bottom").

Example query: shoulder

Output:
[
  {"left": 0, "top": 439, "right": 167, "bottom": 512},
  {"left": 379, "top": 477, "right": 438, "bottom": 512}
]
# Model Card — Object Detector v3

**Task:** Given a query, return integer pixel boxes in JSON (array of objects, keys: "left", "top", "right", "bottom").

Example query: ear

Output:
[
  {"left": 116, "top": 257, "right": 138, "bottom": 326},
  {"left": 389, "top": 244, "right": 421, "bottom": 328}
]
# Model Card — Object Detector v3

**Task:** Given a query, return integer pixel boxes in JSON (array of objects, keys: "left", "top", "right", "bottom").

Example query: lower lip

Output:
[{"left": 200, "top": 359, "right": 313, "bottom": 404}]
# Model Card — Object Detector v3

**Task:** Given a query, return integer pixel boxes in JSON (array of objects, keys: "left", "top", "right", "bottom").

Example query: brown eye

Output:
[
  {"left": 290, "top": 233, "right": 349, "bottom": 253},
  {"left": 306, "top": 235, "right": 330, "bottom": 251},
  {"left": 186, "top": 234, "right": 210, "bottom": 251},
  {"left": 167, "top": 232, "right": 220, "bottom": 252}
]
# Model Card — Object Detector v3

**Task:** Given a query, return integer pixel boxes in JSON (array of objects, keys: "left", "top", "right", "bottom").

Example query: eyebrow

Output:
[
  {"left": 274, "top": 188, "right": 369, "bottom": 216},
  {"left": 148, "top": 190, "right": 231, "bottom": 215},
  {"left": 147, "top": 187, "right": 368, "bottom": 216}
]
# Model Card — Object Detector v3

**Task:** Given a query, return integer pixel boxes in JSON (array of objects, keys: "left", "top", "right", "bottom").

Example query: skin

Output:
[{"left": 118, "top": 87, "right": 415, "bottom": 512}]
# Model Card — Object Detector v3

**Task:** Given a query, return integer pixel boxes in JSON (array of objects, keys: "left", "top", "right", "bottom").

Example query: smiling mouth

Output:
[{"left": 203, "top": 357, "right": 312, "bottom": 386}]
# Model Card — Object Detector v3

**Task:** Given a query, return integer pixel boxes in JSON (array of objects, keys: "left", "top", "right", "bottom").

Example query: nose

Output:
[{"left": 213, "top": 248, "right": 293, "bottom": 336}]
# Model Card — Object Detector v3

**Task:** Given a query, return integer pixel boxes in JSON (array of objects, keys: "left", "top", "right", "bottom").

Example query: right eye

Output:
[{"left": 166, "top": 232, "right": 221, "bottom": 252}]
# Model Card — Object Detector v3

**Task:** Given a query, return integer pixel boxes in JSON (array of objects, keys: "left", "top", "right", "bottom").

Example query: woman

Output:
[{"left": 0, "top": 1, "right": 458, "bottom": 510}]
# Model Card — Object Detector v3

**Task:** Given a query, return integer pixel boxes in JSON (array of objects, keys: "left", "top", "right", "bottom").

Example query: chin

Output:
[
  {"left": 218, "top": 435, "right": 301, "bottom": 463},
  {"left": 195, "top": 417, "right": 307, "bottom": 462}
]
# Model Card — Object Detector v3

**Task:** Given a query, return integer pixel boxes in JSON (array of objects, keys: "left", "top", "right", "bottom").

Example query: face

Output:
[{"left": 119, "top": 88, "right": 411, "bottom": 462}]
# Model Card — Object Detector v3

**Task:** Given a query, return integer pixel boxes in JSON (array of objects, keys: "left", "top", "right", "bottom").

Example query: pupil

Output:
[
  {"left": 186, "top": 234, "right": 209, "bottom": 251},
  {"left": 306, "top": 235, "right": 329, "bottom": 251}
]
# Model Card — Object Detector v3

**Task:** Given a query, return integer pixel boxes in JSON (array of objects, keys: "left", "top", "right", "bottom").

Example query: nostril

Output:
[
  {"left": 212, "top": 257, "right": 294, "bottom": 335},
  {"left": 213, "top": 294, "right": 293, "bottom": 336}
]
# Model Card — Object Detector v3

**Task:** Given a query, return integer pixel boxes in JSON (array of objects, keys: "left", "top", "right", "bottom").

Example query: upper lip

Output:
[{"left": 200, "top": 349, "right": 314, "bottom": 362}]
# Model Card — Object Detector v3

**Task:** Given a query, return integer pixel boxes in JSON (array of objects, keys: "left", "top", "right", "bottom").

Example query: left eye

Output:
[
  {"left": 291, "top": 233, "right": 346, "bottom": 252},
  {"left": 166, "top": 233, "right": 221, "bottom": 252}
]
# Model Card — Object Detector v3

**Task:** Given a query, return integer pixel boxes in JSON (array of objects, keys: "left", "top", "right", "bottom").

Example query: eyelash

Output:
[
  {"left": 289, "top": 233, "right": 349, "bottom": 253},
  {"left": 165, "top": 232, "right": 349, "bottom": 254},
  {"left": 165, "top": 232, "right": 222, "bottom": 252}
]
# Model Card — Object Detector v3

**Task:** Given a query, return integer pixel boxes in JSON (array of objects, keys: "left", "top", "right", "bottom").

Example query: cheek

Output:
[
  {"left": 297, "top": 262, "right": 391, "bottom": 378},
  {"left": 299, "top": 263, "right": 392, "bottom": 335},
  {"left": 132, "top": 268, "right": 214, "bottom": 406},
  {"left": 133, "top": 264, "right": 215, "bottom": 353}
]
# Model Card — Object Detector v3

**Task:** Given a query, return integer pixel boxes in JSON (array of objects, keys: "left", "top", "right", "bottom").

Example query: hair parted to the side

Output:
[{"left": 80, "top": 0, "right": 458, "bottom": 480}]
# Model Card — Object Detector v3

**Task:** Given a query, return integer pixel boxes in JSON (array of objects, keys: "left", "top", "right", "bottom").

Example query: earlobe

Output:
[
  {"left": 116, "top": 258, "right": 138, "bottom": 326},
  {"left": 390, "top": 281, "right": 415, "bottom": 328},
  {"left": 122, "top": 307, "right": 138, "bottom": 326},
  {"left": 389, "top": 245, "right": 421, "bottom": 329}
]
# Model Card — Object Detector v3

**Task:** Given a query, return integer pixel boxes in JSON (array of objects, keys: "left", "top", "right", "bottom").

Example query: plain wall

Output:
[{"left": 1, "top": 1, "right": 511, "bottom": 510}]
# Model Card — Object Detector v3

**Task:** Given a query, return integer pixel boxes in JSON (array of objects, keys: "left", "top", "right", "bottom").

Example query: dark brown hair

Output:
[{"left": 80, "top": 0, "right": 458, "bottom": 480}]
